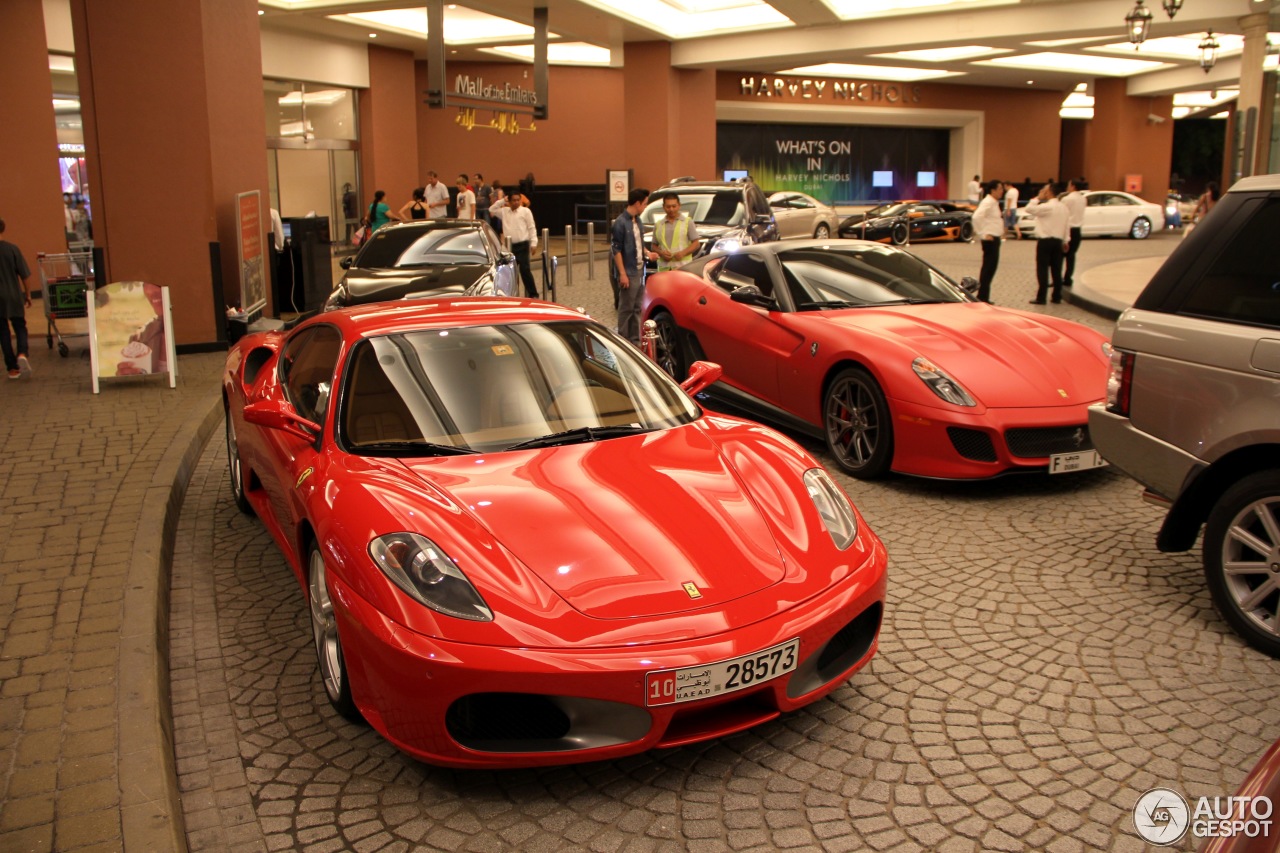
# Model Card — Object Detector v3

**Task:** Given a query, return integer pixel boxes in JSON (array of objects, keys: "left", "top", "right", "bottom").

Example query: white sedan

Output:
[
  {"left": 1017, "top": 190, "right": 1165, "bottom": 239},
  {"left": 768, "top": 191, "right": 840, "bottom": 239}
]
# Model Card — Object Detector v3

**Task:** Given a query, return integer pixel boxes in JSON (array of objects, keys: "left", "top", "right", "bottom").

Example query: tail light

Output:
[{"left": 1105, "top": 349, "right": 1135, "bottom": 416}]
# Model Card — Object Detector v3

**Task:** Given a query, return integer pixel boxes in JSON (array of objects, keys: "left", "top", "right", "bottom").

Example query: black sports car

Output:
[
  {"left": 837, "top": 201, "right": 974, "bottom": 245},
  {"left": 324, "top": 219, "right": 518, "bottom": 310}
]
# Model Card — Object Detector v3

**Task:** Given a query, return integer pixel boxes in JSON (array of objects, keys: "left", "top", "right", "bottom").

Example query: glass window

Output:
[
  {"left": 640, "top": 191, "right": 745, "bottom": 227},
  {"left": 280, "top": 325, "right": 343, "bottom": 424},
  {"left": 339, "top": 321, "right": 699, "bottom": 453},
  {"left": 718, "top": 253, "right": 773, "bottom": 296},
  {"left": 779, "top": 246, "right": 967, "bottom": 309},
  {"left": 1178, "top": 198, "right": 1280, "bottom": 329},
  {"left": 356, "top": 224, "right": 493, "bottom": 269},
  {"left": 264, "top": 81, "right": 357, "bottom": 142}
]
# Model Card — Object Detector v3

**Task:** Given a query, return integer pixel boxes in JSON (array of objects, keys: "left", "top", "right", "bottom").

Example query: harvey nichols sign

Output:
[{"left": 740, "top": 75, "right": 922, "bottom": 104}]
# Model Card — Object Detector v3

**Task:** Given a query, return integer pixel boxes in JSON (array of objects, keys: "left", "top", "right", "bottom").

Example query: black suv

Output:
[{"left": 639, "top": 179, "right": 778, "bottom": 268}]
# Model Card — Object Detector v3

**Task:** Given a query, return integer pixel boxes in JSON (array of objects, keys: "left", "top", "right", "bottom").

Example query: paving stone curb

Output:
[{"left": 118, "top": 386, "right": 224, "bottom": 853}]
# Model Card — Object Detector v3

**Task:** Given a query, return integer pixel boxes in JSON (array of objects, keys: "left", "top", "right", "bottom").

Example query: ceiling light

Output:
[
  {"left": 1162, "top": 0, "right": 1181, "bottom": 18},
  {"left": 976, "top": 52, "right": 1172, "bottom": 76},
  {"left": 257, "top": 9, "right": 265, "bottom": 15},
  {"left": 483, "top": 42, "right": 612, "bottom": 65},
  {"left": 781, "top": 62, "right": 962, "bottom": 82},
  {"left": 871, "top": 45, "right": 1008, "bottom": 62},
  {"left": 368, "top": 33, "right": 377, "bottom": 38},
  {"left": 1199, "top": 31, "right": 1220, "bottom": 72},
  {"left": 1088, "top": 34, "right": 1243, "bottom": 59},
  {"left": 1126, "top": 0, "right": 1153, "bottom": 48}
]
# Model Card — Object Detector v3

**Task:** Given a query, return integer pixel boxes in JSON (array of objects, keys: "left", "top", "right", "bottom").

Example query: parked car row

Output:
[{"left": 1016, "top": 190, "right": 1165, "bottom": 239}]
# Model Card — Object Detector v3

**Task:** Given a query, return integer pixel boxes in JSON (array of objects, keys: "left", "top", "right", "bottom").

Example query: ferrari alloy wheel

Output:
[
  {"left": 225, "top": 410, "right": 253, "bottom": 516},
  {"left": 890, "top": 221, "right": 909, "bottom": 246},
  {"left": 1129, "top": 216, "right": 1152, "bottom": 239},
  {"left": 824, "top": 367, "right": 893, "bottom": 479},
  {"left": 813, "top": 223, "right": 831, "bottom": 239},
  {"left": 958, "top": 220, "right": 974, "bottom": 242},
  {"left": 652, "top": 312, "right": 688, "bottom": 380},
  {"left": 309, "top": 543, "right": 363, "bottom": 721},
  {"left": 1204, "top": 472, "right": 1280, "bottom": 658}
]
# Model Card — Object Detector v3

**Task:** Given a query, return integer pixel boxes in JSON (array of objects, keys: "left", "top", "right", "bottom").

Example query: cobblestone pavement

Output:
[
  {"left": 0, "top": 301, "right": 225, "bottom": 853},
  {"left": 171, "top": 231, "right": 1280, "bottom": 853}
]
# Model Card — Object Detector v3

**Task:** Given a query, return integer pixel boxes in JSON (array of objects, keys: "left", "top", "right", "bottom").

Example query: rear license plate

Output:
[
  {"left": 645, "top": 638, "right": 799, "bottom": 707},
  {"left": 1049, "top": 449, "right": 1108, "bottom": 474}
]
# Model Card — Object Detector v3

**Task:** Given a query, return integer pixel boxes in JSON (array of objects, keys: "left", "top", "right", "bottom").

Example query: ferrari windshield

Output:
[
  {"left": 779, "top": 245, "right": 969, "bottom": 308},
  {"left": 640, "top": 190, "right": 744, "bottom": 228},
  {"left": 340, "top": 320, "right": 700, "bottom": 454},
  {"left": 355, "top": 224, "right": 492, "bottom": 269}
]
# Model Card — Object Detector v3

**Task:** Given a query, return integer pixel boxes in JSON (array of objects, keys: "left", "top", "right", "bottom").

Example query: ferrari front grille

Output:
[
  {"left": 1005, "top": 425, "right": 1093, "bottom": 459},
  {"left": 946, "top": 427, "right": 997, "bottom": 462}
]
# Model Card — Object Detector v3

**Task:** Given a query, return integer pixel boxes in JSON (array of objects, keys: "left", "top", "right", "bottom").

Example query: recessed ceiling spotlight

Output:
[
  {"left": 257, "top": 9, "right": 264, "bottom": 15},
  {"left": 1027, "top": 80, "right": 1034, "bottom": 85},
  {"left": 369, "top": 33, "right": 377, "bottom": 38}
]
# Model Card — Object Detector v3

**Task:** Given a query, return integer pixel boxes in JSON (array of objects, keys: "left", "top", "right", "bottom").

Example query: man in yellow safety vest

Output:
[{"left": 651, "top": 195, "right": 701, "bottom": 272}]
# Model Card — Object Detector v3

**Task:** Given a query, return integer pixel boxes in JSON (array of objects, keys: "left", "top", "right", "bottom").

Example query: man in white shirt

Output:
[
  {"left": 1023, "top": 182, "right": 1070, "bottom": 305},
  {"left": 967, "top": 175, "right": 981, "bottom": 205},
  {"left": 490, "top": 189, "right": 539, "bottom": 298},
  {"left": 971, "top": 179, "right": 1004, "bottom": 303},
  {"left": 1003, "top": 183, "right": 1020, "bottom": 239},
  {"left": 1061, "top": 178, "right": 1087, "bottom": 287},
  {"left": 454, "top": 175, "right": 476, "bottom": 220},
  {"left": 423, "top": 172, "right": 450, "bottom": 219}
]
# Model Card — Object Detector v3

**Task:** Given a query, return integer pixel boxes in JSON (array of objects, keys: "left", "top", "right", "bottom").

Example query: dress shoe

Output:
[
  {"left": 1029, "top": 299, "right": 1046, "bottom": 305},
  {"left": 1051, "top": 298, "right": 1062, "bottom": 304}
]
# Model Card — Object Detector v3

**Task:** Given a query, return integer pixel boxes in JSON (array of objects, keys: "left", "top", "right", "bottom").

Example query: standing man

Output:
[
  {"left": 1023, "top": 182, "right": 1070, "bottom": 305},
  {"left": 651, "top": 195, "right": 700, "bottom": 272},
  {"left": 490, "top": 189, "right": 539, "bottom": 298},
  {"left": 0, "top": 218, "right": 34, "bottom": 379},
  {"left": 423, "top": 171, "right": 450, "bottom": 219},
  {"left": 1061, "top": 177, "right": 1087, "bottom": 288},
  {"left": 455, "top": 175, "right": 476, "bottom": 220},
  {"left": 1003, "top": 181, "right": 1020, "bottom": 239},
  {"left": 474, "top": 174, "right": 491, "bottom": 223},
  {"left": 971, "top": 179, "right": 1004, "bottom": 303},
  {"left": 967, "top": 175, "right": 982, "bottom": 205},
  {"left": 612, "top": 188, "right": 652, "bottom": 345}
]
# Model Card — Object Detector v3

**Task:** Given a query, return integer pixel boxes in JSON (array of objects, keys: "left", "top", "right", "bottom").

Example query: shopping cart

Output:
[{"left": 37, "top": 251, "right": 94, "bottom": 357}]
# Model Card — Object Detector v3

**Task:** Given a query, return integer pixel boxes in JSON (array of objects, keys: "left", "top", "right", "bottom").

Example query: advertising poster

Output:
[
  {"left": 87, "top": 281, "right": 177, "bottom": 394},
  {"left": 717, "top": 122, "right": 950, "bottom": 203},
  {"left": 237, "top": 190, "right": 267, "bottom": 315}
]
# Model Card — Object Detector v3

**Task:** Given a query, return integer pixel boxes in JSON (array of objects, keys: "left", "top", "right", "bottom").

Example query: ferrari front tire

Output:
[
  {"left": 309, "top": 542, "right": 363, "bottom": 721},
  {"left": 652, "top": 312, "right": 688, "bottom": 380},
  {"left": 890, "top": 222, "right": 909, "bottom": 246},
  {"left": 1203, "top": 471, "right": 1280, "bottom": 658},
  {"left": 824, "top": 367, "right": 893, "bottom": 480},
  {"left": 225, "top": 410, "right": 254, "bottom": 516}
]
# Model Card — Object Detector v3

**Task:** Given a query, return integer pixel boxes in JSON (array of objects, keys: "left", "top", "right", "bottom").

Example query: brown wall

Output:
[
  {"left": 716, "top": 73, "right": 1066, "bottom": 187},
  {"left": 1059, "top": 119, "right": 1088, "bottom": 185},
  {"left": 1087, "top": 78, "right": 1173, "bottom": 202},
  {"left": 0, "top": 0, "right": 69, "bottom": 260},
  {"left": 360, "top": 45, "right": 419, "bottom": 209},
  {"left": 415, "top": 62, "right": 625, "bottom": 186},
  {"left": 677, "top": 68, "right": 718, "bottom": 183}
]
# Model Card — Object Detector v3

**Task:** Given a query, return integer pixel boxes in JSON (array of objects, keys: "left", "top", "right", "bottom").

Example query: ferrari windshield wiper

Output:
[
  {"left": 872, "top": 297, "right": 949, "bottom": 306},
  {"left": 799, "top": 300, "right": 857, "bottom": 309},
  {"left": 353, "top": 439, "right": 478, "bottom": 457},
  {"left": 505, "top": 425, "right": 650, "bottom": 451}
]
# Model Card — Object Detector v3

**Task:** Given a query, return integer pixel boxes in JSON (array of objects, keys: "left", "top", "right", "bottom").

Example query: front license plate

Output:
[
  {"left": 645, "top": 638, "right": 800, "bottom": 707},
  {"left": 1049, "top": 449, "right": 1109, "bottom": 474}
]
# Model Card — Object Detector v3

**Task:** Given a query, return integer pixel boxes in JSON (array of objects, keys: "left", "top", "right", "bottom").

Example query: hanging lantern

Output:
[
  {"left": 1199, "top": 31, "right": 1220, "bottom": 73},
  {"left": 1162, "top": 0, "right": 1182, "bottom": 18},
  {"left": 1126, "top": 0, "right": 1153, "bottom": 48}
]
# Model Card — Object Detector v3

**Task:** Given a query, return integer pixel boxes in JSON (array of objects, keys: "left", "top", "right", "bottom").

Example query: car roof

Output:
[
  {"left": 377, "top": 218, "right": 490, "bottom": 231},
  {"left": 306, "top": 298, "right": 589, "bottom": 338},
  {"left": 654, "top": 181, "right": 750, "bottom": 192},
  {"left": 1228, "top": 174, "right": 1280, "bottom": 193}
]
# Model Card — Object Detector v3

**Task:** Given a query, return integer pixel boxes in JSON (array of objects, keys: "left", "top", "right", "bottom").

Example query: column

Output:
[
  {"left": 1085, "top": 77, "right": 1173, "bottom": 204},
  {"left": 1234, "top": 11, "right": 1271, "bottom": 178},
  {"left": 70, "top": 0, "right": 271, "bottom": 345},
  {"left": 0, "top": 0, "right": 68, "bottom": 257},
  {"left": 623, "top": 42, "right": 716, "bottom": 189}
]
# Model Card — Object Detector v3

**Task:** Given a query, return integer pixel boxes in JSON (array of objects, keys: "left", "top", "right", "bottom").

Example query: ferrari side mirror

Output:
[
  {"left": 244, "top": 398, "right": 321, "bottom": 442},
  {"left": 959, "top": 276, "right": 980, "bottom": 297},
  {"left": 681, "top": 360, "right": 723, "bottom": 396}
]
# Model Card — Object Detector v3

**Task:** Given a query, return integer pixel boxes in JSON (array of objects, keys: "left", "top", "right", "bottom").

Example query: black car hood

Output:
[{"left": 337, "top": 264, "right": 490, "bottom": 305}]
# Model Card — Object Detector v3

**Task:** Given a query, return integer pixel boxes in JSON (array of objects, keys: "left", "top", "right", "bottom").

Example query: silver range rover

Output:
[{"left": 1089, "top": 173, "right": 1280, "bottom": 658}]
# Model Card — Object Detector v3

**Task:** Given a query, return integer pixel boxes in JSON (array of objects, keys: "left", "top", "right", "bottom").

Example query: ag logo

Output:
[{"left": 1134, "top": 788, "right": 1190, "bottom": 845}]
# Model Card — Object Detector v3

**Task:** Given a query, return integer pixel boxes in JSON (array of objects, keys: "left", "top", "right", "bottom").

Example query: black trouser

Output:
[
  {"left": 978, "top": 238, "right": 1000, "bottom": 302},
  {"left": 1034, "top": 237, "right": 1065, "bottom": 303},
  {"left": 1063, "top": 226, "right": 1082, "bottom": 285},
  {"left": 512, "top": 240, "right": 537, "bottom": 298}
]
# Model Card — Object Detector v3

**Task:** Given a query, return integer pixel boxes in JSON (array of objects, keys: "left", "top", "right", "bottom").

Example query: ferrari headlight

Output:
[
  {"left": 912, "top": 357, "right": 976, "bottom": 407},
  {"left": 712, "top": 237, "right": 741, "bottom": 254},
  {"left": 369, "top": 532, "right": 493, "bottom": 621},
  {"left": 803, "top": 468, "right": 857, "bottom": 550}
]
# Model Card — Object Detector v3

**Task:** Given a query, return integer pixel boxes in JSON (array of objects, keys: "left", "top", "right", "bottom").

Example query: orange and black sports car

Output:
[{"left": 837, "top": 201, "right": 974, "bottom": 245}]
